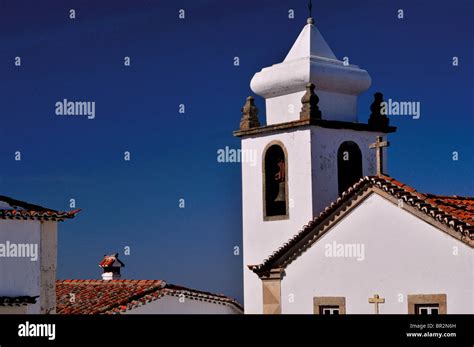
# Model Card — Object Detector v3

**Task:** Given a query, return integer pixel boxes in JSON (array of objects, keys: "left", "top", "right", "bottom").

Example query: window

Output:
[
  {"left": 314, "top": 297, "right": 346, "bottom": 315},
  {"left": 415, "top": 304, "right": 439, "bottom": 315},
  {"left": 408, "top": 294, "right": 447, "bottom": 315},
  {"left": 319, "top": 306, "right": 340, "bottom": 315},
  {"left": 263, "top": 142, "right": 288, "bottom": 220},
  {"left": 337, "top": 141, "right": 362, "bottom": 196}
]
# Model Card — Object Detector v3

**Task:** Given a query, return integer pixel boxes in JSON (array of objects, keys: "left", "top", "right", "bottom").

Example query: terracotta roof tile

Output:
[
  {"left": 56, "top": 280, "right": 242, "bottom": 314},
  {"left": 424, "top": 195, "right": 474, "bottom": 225}
]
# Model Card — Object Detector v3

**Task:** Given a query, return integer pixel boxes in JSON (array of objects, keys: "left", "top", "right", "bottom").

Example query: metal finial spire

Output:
[{"left": 307, "top": 0, "right": 314, "bottom": 24}]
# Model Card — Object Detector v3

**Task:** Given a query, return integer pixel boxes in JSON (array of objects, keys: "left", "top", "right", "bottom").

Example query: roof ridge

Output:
[
  {"left": 164, "top": 283, "right": 229, "bottom": 298},
  {"left": 162, "top": 285, "right": 243, "bottom": 310},
  {"left": 425, "top": 193, "right": 474, "bottom": 200},
  {"left": 56, "top": 279, "right": 163, "bottom": 284}
]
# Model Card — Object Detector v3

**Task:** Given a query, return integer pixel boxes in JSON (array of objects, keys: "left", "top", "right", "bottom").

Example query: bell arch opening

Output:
[
  {"left": 263, "top": 142, "right": 289, "bottom": 220},
  {"left": 337, "top": 141, "right": 363, "bottom": 196}
]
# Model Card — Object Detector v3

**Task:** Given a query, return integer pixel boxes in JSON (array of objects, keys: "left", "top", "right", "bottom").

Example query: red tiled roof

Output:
[
  {"left": 0, "top": 195, "right": 79, "bottom": 222},
  {"left": 56, "top": 280, "right": 243, "bottom": 314},
  {"left": 249, "top": 175, "right": 474, "bottom": 275},
  {"left": 424, "top": 194, "right": 474, "bottom": 225},
  {"left": 381, "top": 176, "right": 474, "bottom": 227}
]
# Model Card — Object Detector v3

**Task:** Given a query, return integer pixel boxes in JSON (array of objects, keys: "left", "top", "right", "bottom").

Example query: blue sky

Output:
[{"left": 0, "top": 0, "right": 472, "bottom": 303}]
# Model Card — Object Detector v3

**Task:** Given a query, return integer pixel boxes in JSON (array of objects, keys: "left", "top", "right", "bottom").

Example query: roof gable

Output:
[{"left": 249, "top": 175, "right": 474, "bottom": 277}]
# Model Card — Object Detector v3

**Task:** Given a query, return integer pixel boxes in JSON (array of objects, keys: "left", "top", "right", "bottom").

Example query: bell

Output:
[{"left": 274, "top": 182, "right": 285, "bottom": 202}]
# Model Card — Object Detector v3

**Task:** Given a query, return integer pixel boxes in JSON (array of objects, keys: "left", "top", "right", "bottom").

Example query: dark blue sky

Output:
[{"left": 0, "top": 0, "right": 472, "bottom": 304}]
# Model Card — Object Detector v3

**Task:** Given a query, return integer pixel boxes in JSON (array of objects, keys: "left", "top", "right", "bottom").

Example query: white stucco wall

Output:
[
  {"left": 310, "top": 127, "right": 387, "bottom": 215},
  {"left": 266, "top": 90, "right": 360, "bottom": 125},
  {"left": 0, "top": 220, "right": 41, "bottom": 314},
  {"left": 265, "top": 91, "right": 305, "bottom": 124},
  {"left": 0, "top": 219, "right": 57, "bottom": 314},
  {"left": 241, "top": 128, "right": 315, "bottom": 313},
  {"left": 124, "top": 295, "right": 241, "bottom": 314},
  {"left": 280, "top": 193, "right": 473, "bottom": 314}
]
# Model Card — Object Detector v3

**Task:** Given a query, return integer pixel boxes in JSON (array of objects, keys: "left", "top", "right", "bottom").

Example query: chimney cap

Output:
[{"left": 99, "top": 253, "right": 125, "bottom": 269}]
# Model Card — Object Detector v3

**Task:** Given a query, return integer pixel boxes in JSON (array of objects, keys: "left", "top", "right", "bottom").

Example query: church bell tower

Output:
[{"left": 234, "top": 16, "right": 396, "bottom": 313}]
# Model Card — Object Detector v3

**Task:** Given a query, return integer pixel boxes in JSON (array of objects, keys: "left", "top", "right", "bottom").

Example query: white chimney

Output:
[{"left": 99, "top": 253, "right": 124, "bottom": 280}]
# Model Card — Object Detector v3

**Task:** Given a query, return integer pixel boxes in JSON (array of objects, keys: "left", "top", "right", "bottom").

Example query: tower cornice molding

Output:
[{"left": 233, "top": 118, "right": 396, "bottom": 138}]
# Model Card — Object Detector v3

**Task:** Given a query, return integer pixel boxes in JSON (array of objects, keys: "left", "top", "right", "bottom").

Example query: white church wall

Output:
[
  {"left": 266, "top": 91, "right": 305, "bottom": 125},
  {"left": 241, "top": 126, "right": 391, "bottom": 313},
  {"left": 0, "top": 220, "right": 41, "bottom": 314},
  {"left": 124, "top": 295, "right": 241, "bottom": 314},
  {"left": 310, "top": 127, "right": 387, "bottom": 216},
  {"left": 259, "top": 77, "right": 365, "bottom": 125},
  {"left": 312, "top": 90, "right": 358, "bottom": 123},
  {"left": 265, "top": 91, "right": 358, "bottom": 125},
  {"left": 241, "top": 128, "right": 314, "bottom": 313},
  {"left": 281, "top": 193, "right": 473, "bottom": 314}
]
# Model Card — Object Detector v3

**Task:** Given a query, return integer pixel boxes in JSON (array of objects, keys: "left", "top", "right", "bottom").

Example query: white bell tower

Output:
[{"left": 234, "top": 17, "right": 396, "bottom": 313}]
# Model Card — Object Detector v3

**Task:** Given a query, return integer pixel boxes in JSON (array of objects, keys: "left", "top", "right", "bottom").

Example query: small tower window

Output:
[
  {"left": 337, "top": 141, "right": 363, "bottom": 196},
  {"left": 263, "top": 143, "right": 288, "bottom": 220}
]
